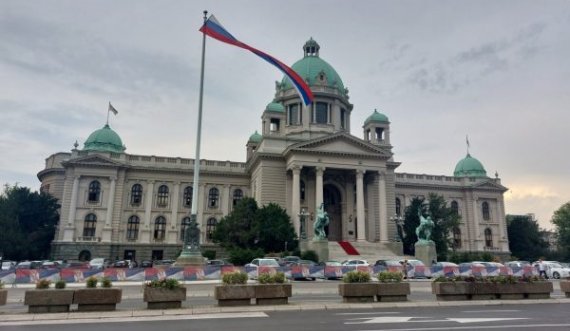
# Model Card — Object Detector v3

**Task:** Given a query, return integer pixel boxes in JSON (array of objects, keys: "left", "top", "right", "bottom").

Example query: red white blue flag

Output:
[{"left": 200, "top": 15, "right": 314, "bottom": 106}]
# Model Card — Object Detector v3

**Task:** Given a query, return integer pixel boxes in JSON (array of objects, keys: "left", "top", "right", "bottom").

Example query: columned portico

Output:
[
  {"left": 291, "top": 165, "right": 301, "bottom": 237},
  {"left": 315, "top": 167, "right": 324, "bottom": 209},
  {"left": 356, "top": 169, "right": 366, "bottom": 241},
  {"left": 378, "top": 171, "right": 388, "bottom": 242}
]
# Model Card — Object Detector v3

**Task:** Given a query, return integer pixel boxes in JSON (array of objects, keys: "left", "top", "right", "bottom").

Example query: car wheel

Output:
[{"left": 553, "top": 272, "right": 560, "bottom": 279}]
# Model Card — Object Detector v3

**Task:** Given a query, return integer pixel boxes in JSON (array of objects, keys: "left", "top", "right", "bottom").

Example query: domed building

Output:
[{"left": 39, "top": 39, "right": 509, "bottom": 262}]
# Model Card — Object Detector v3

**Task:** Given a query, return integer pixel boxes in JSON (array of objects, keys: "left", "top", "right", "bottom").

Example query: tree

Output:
[
  {"left": 0, "top": 185, "right": 60, "bottom": 260},
  {"left": 254, "top": 203, "right": 297, "bottom": 253},
  {"left": 212, "top": 197, "right": 258, "bottom": 249},
  {"left": 552, "top": 202, "right": 570, "bottom": 260},
  {"left": 402, "top": 193, "right": 459, "bottom": 260},
  {"left": 506, "top": 214, "right": 548, "bottom": 261}
]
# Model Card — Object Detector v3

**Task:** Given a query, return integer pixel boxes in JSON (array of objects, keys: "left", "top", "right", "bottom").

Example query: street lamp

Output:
[
  {"left": 390, "top": 214, "right": 404, "bottom": 242},
  {"left": 298, "top": 208, "right": 310, "bottom": 240}
]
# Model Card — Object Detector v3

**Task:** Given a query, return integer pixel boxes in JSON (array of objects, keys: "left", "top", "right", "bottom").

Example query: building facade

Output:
[{"left": 39, "top": 39, "right": 510, "bottom": 261}]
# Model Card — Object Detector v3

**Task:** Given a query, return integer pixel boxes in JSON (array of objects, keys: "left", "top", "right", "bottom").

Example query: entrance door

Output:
[{"left": 323, "top": 184, "right": 342, "bottom": 241}]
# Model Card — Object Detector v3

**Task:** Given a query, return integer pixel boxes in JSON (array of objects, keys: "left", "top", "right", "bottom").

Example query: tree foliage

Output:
[
  {"left": 402, "top": 193, "right": 460, "bottom": 260},
  {"left": 552, "top": 202, "right": 570, "bottom": 259},
  {"left": 0, "top": 185, "right": 60, "bottom": 260},
  {"left": 212, "top": 197, "right": 297, "bottom": 261},
  {"left": 506, "top": 214, "right": 548, "bottom": 261}
]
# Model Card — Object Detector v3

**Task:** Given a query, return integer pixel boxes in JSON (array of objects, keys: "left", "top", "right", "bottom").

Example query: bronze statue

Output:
[
  {"left": 313, "top": 203, "right": 329, "bottom": 241},
  {"left": 415, "top": 209, "right": 434, "bottom": 243},
  {"left": 184, "top": 217, "right": 201, "bottom": 252}
]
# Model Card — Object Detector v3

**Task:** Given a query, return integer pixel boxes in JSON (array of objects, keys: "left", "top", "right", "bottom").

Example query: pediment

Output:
[
  {"left": 471, "top": 180, "right": 508, "bottom": 192},
  {"left": 63, "top": 154, "right": 126, "bottom": 168},
  {"left": 285, "top": 132, "right": 392, "bottom": 158}
]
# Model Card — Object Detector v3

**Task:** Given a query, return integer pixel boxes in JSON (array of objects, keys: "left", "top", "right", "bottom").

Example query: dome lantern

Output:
[{"left": 303, "top": 38, "right": 320, "bottom": 57}]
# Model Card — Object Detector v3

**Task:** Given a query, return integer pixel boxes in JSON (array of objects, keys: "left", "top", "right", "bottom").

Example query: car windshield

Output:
[{"left": 259, "top": 259, "right": 279, "bottom": 266}]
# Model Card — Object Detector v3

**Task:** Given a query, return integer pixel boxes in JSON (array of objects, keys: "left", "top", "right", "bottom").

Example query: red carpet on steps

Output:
[{"left": 337, "top": 241, "right": 360, "bottom": 255}]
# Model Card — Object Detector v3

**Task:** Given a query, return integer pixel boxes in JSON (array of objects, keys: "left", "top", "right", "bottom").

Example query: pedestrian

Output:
[
  {"left": 401, "top": 259, "right": 409, "bottom": 280},
  {"left": 537, "top": 259, "right": 547, "bottom": 278}
]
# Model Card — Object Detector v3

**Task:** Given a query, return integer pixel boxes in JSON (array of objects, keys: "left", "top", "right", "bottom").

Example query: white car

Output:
[
  {"left": 538, "top": 261, "right": 570, "bottom": 279},
  {"left": 341, "top": 259, "right": 369, "bottom": 267},
  {"left": 245, "top": 258, "right": 280, "bottom": 279}
]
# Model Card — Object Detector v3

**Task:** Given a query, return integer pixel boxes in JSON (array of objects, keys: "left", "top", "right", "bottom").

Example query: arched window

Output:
[
  {"left": 206, "top": 217, "right": 217, "bottom": 240},
  {"left": 451, "top": 200, "right": 459, "bottom": 215},
  {"left": 482, "top": 201, "right": 490, "bottom": 220},
  {"left": 180, "top": 217, "right": 191, "bottom": 241},
  {"left": 453, "top": 227, "right": 462, "bottom": 249},
  {"left": 126, "top": 215, "right": 140, "bottom": 240},
  {"left": 130, "top": 184, "right": 143, "bottom": 206},
  {"left": 157, "top": 185, "right": 169, "bottom": 207},
  {"left": 484, "top": 228, "right": 493, "bottom": 247},
  {"left": 208, "top": 187, "right": 219, "bottom": 208},
  {"left": 88, "top": 180, "right": 101, "bottom": 202},
  {"left": 154, "top": 216, "right": 166, "bottom": 240},
  {"left": 183, "top": 186, "right": 193, "bottom": 208},
  {"left": 300, "top": 180, "right": 306, "bottom": 201},
  {"left": 395, "top": 198, "right": 402, "bottom": 216},
  {"left": 83, "top": 214, "right": 97, "bottom": 237},
  {"left": 233, "top": 189, "right": 243, "bottom": 206}
]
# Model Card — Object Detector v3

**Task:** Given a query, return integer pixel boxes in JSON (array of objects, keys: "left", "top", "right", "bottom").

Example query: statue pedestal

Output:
[
  {"left": 306, "top": 240, "right": 329, "bottom": 263},
  {"left": 174, "top": 252, "right": 206, "bottom": 267},
  {"left": 414, "top": 241, "right": 437, "bottom": 267},
  {"left": 299, "top": 239, "right": 309, "bottom": 253}
]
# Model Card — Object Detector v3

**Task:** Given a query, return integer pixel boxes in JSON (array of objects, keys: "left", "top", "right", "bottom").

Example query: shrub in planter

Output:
[
  {"left": 339, "top": 270, "right": 376, "bottom": 303},
  {"left": 255, "top": 272, "right": 291, "bottom": 305},
  {"left": 36, "top": 279, "right": 51, "bottom": 289},
  {"left": 24, "top": 279, "right": 73, "bottom": 313},
  {"left": 376, "top": 271, "right": 410, "bottom": 302},
  {"left": 55, "top": 280, "right": 67, "bottom": 289},
  {"left": 215, "top": 271, "right": 254, "bottom": 306},
  {"left": 73, "top": 277, "right": 122, "bottom": 311},
  {"left": 0, "top": 281, "right": 7, "bottom": 306},
  {"left": 86, "top": 276, "right": 98, "bottom": 288},
  {"left": 144, "top": 279, "right": 186, "bottom": 309},
  {"left": 222, "top": 271, "right": 248, "bottom": 285}
]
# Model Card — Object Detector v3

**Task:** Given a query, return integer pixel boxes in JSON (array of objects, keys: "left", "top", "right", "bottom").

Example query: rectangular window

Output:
[
  {"left": 316, "top": 102, "right": 328, "bottom": 124},
  {"left": 340, "top": 109, "right": 346, "bottom": 129},
  {"left": 288, "top": 104, "right": 299, "bottom": 125}
]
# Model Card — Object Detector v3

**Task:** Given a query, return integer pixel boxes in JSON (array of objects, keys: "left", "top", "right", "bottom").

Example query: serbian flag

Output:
[{"left": 200, "top": 15, "right": 314, "bottom": 106}]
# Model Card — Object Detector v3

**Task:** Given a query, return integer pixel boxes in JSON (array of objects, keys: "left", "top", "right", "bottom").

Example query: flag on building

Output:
[
  {"left": 108, "top": 102, "right": 118, "bottom": 115},
  {"left": 199, "top": 15, "right": 314, "bottom": 106}
]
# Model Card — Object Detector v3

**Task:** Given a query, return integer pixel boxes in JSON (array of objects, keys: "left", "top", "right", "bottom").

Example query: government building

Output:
[{"left": 38, "top": 39, "right": 510, "bottom": 262}]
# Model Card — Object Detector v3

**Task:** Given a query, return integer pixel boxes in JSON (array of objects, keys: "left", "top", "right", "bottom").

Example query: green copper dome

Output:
[
  {"left": 365, "top": 109, "right": 389, "bottom": 124},
  {"left": 280, "top": 38, "right": 346, "bottom": 95},
  {"left": 83, "top": 124, "right": 126, "bottom": 153},
  {"left": 266, "top": 101, "right": 285, "bottom": 113},
  {"left": 454, "top": 154, "right": 487, "bottom": 177},
  {"left": 248, "top": 130, "right": 262, "bottom": 143}
]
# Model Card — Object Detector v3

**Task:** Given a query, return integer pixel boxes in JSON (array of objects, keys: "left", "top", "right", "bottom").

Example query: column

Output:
[
  {"left": 222, "top": 184, "right": 231, "bottom": 215},
  {"left": 168, "top": 182, "right": 181, "bottom": 243},
  {"left": 315, "top": 167, "right": 324, "bottom": 208},
  {"left": 198, "top": 183, "right": 206, "bottom": 243},
  {"left": 101, "top": 177, "right": 116, "bottom": 243},
  {"left": 472, "top": 198, "right": 480, "bottom": 250},
  {"left": 356, "top": 170, "right": 366, "bottom": 241},
  {"left": 291, "top": 166, "right": 301, "bottom": 237},
  {"left": 378, "top": 172, "right": 388, "bottom": 242},
  {"left": 63, "top": 176, "right": 80, "bottom": 241},
  {"left": 141, "top": 180, "right": 154, "bottom": 243}
]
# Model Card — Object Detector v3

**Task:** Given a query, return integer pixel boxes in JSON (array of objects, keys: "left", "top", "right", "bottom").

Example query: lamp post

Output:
[
  {"left": 298, "top": 208, "right": 309, "bottom": 240},
  {"left": 390, "top": 214, "right": 404, "bottom": 242}
]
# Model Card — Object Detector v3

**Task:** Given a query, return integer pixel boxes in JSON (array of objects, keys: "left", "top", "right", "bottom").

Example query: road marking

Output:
[
  {"left": 448, "top": 318, "right": 527, "bottom": 324},
  {"left": 346, "top": 317, "right": 528, "bottom": 324},
  {"left": 462, "top": 310, "right": 520, "bottom": 313},
  {"left": 337, "top": 312, "right": 400, "bottom": 315},
  {"left": 0, "top": 312, "right": 268, "bottom": 327},
  {"left": 355, "top": 323, "right": 570, "bottom": 331}
]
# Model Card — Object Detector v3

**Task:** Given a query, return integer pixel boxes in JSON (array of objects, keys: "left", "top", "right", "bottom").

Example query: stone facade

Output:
[{"left": 39, "top": 39, "right": 509, "bottom": 262}]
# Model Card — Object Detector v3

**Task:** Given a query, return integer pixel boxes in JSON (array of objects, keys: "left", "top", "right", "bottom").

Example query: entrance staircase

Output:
[{"left": 328, "top": 241, "right": 408, "bottom": 264}]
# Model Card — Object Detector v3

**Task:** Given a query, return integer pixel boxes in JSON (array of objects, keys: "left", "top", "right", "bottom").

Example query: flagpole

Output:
[
  {"left": 106, "top": 102, "right": 110, "bottom": 125},
  {"left": 177, "top": 10, "right": 208, "bottom": 265}
]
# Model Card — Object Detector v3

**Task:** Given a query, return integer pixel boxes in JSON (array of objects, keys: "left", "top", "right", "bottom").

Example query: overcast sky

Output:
[{"left": 1, "top": 0, "right": 569, "bottom": 230}]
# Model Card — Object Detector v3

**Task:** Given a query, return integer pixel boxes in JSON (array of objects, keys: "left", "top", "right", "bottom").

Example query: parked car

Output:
[
  {"left": 207, "top": 259, "right": 233, "bottom": 266},
  {"left": 245, "top": 258, "right": 280, "bottom": 279},
  {"left": 533, "top": 261, "right": 570, "bottom": 279},
  {"left": 431, "top": 262, "right": 459, "bottom": 277},
  {"left": 89, "top": 258, "right": 110, "bottom": 270},
  {"left": 60, "top": 260, "right": 89, "bottom": 269},
  {"left": 140, "top": 260, "right": 154, "bottom": 268},
  {"left": 505, "top": 261, "right": 531, "bottom": 269},
  {"left": 15, "top": 261, "right": 43, "bottom": 269},
  {"left": 374, "top": 259, "right": 402, "bottom": 268},
  {"left": 399, "top": 259, "right": 431, "bottom": 279},
  {"left": 1, "top": 260, "right": 16, "bottom": 270},
  {"left": 341, "top": 259, "right": 369, "bottom": 267},
  {"left": 323, "top": 261, "right": 343, "bottom": 280},
  {"left": 112, "top": 260, "right": 133, "bottom": 268},
  {"left": 289, "top": 260, "right": 318, "bottom": 281},
  {"left": 41, "top": 261, "right": 61, "bottom": 270},
  {"left": 283, "top": 256, "right": 301, "bottom": 266}
]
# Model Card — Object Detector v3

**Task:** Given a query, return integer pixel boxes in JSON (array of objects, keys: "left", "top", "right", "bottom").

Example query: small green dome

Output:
[
  {"left": 83, "top": 124, "right": 126, "bottom": 153},
  {"left": 280, "top": 38, "right": 345, "bottom": 96},
  {"left": 454, "top": 154, "right": 487, "bottom": 177},
  {"left": 266, "top": 101, "right": 284, "bottom": 113},
  {"left": 365, "top": 109, "right": 389, "bottom": 124},
  {"left": 248, "top": 130, "right": 262, "bottom": 143}
]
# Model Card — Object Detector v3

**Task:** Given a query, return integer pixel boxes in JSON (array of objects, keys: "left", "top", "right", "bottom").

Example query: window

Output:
[
  {"left": 180, "top": 217, "right": 191, "bottom": 241},
  {"left": 126, "top": 216, "right": 139, "bottom": 240},
  {"left": 482, "top": 201, "right": 490, "bottom": 220},
  {"left": 340, "top": 108, "right": 346, "bottom": 129},
  {"left": 484, "top": 228, "right": 493, "bottom": 247},
  {"left": 300, "top": 180, "right": 306, "bottom": 201},
  {"left": 395, "top": 198, "right": 402, "bottom": 216},
  {"left": 288, "top": 104, "right": 299, "bottom": 125},
  {"left": 154, "top": 216, "right": 166, "bottom": 240},
  {"left": 157, "top": 185, "right": 169, "bottom": 207},
  {"left": 451, "top": 200, "right": 459, "bottom": 215},
  {"left": 183, "top": 186, "right": 193, "bottom": 208},
  {"left": 315, "top": 102, "right": 328, "bottom": 124},
  {"left": 233, "top": 189, "right": 243, "bottom": 206},
  {"left": 208, "top": 187, "right": 219, "bottom": 208},
  {"left": 270, "top": 118, "right": 280, "bottom": 132},
  {"left": 453, "top": 227, "right": 462, "bottom": 249},
  {"left": 88, "top": 180, "right": 101, "bottom": 202},
  {"left": 206, "top": 217, "right": 217, "bottom": 240},
  {"left": 83, "top": 214, "right": 97, "bottom": 237},
  {"left": 130, "top": 184, "right": 143, "bottom": 206}
]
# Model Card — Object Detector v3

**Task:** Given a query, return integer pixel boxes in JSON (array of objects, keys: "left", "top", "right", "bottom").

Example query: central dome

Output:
[
  {"left": 280, "top": 38, "right": 346, "bottom": 95},
  {"left": 83, "top": 124, "right": 126, "bottom": 153},
  {"left": 454, "top": 154, "right": 487, "bottom": 177}
]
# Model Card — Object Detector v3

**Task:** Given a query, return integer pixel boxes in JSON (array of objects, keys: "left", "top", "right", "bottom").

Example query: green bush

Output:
[
  {"left": 101, "top": 277, "right": 113, "bottom": 288},
  {"left": 146, "top": 278, "right": 181, "bottom": 290},
  {"left": 342, "top": 270, "right": 371, "bottom": 283},
  {"left": 203, "top": 250, "right": 216, "bottom": 261},
  {"left": 55, "top": 279, "right": 66, "bottom": 289},
  {"left": 377, "top": 271, "right": 403, "bottom": 283},
  {"left": 257, "top": 271, "right": 287, "bottom": 284},
  {"left": 222, "top": 271, "right": 248, "bottom": 285},
  {"left": 228, "top": 247, "right": 264, "bottom": 266},
  {"left": 0, "top": 281, "right": 4, "bottom": 289},
  {"left": 35, "top": 279, "right": 51, "bottom": 289},
  {"left": 86, "top": 276, "right": 98, "bottom": 288},
  {"left": 300, "top": 250, "right": 319, "bottom": 262},
  {"left": 273, "top": 272, "right": 286, "bottom": 284}
]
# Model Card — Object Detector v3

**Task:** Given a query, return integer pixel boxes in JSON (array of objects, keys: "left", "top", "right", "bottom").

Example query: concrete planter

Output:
[
  {"left": 377, "top": 282, "right": 410, "bottom": 302},
  {"left": 23, "top": 289, "right": 74, "bottom": 313},
  {"left": 254, "top": 284, "right": 292, "bottom": 305},
  {"left": 143, "top": 287, "right": 187, "bottom": 309},
  {"left": 338, "top": 283, "right": 377, "bottom": 303},
  {"left": 73, "top": 288, "right": 122, "bottom": 311},
  {"left": 432, "top": 281, "right": 553, "bottom": 301},
  {"left": 0, "top": 289, "right": 7, "bottom": 306},
  {"left": 214, "top": 285, "right": 255, "bottom": 306},
  {"left": 560, "top": 280, "right": 570, "bottom": 297}
]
